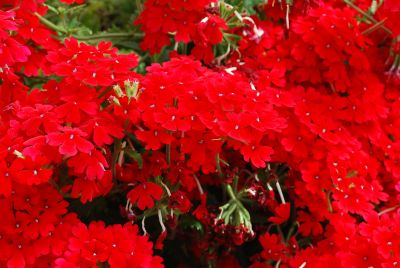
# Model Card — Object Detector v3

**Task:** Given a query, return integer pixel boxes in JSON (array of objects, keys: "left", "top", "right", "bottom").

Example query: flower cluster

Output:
[
  {"left": 1, "top": 0, "right": 400, "bottom": 267},
  {"left": 135, "top": 0, "right": 228, "bottom": 61}
]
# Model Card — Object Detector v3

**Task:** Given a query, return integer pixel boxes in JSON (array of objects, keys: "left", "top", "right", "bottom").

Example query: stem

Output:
[
  {"left": 233, "top": 175, "right": 239, "bottom": 193},
  {"left": 44, "top": 4, "right": 60, "bottom": 14},
  {"left": 275, "top": 181, "right": 286, "bottom": 204},
  {"left": 111, "top": 139, "right": 122, "bottom": 180},
  {"left": 276, "top": 224, "right": 285, "bottom": 244},
  {"left": 97, "top": 86, "right": 113, "bottom": 99},
  {"left": 142, "top": 216, "right": 148, "bottom": 235},
  {"left": 34, "top": 12, "right": 67, "bottom": 34},
  {"left": 181, "top": 43, "right": 188, "bottom": 55},
  {"left": 378, "top": 204, "right": 400, "bottom": 216},
  {"left": 326, "top": 191, "right": 333, "bottom": 213},
  {"left": 216, "top": 153, "right": 224, "bottom": 178},
  {"left": 158, "top": 209, "right": 166, "bottom": 232},
  {"left": 117, "top": 141, "right": 126, "bottom": 166},
  {"left": 226, "top": 184, "right": 237, "bottom": 201},
  {"left": 361, "top": 18, "right": 387, "bottom": 35},
  {"left": 136, "top": 208, "right": 158, "bottom": 220},
  {"left": 285, "top": 4, "right": 290, "bottom": 29},
  {"left": 34, "top": 12, "right": 143, "bottom": 41},
  {"left": 75, "top": 32, "right": 143, "bottom": 41},
  {"left": 343, "top": 0, "right": 392, "bottom": 35},
  {"left": 285, "top": 221, "right": 299, "bottom": 243},
  {"left": 126, "top": 138, "right": 136, "bottom": 152},
  {"left": 193, "top": 174, "right": 204, "bottom": 195},
  {"left": 160, "top": 181, "right": 172, "bottom": 196}
]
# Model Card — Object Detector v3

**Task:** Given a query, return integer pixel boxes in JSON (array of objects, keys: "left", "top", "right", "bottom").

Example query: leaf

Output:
[
  {"left": 126, "top": 149, "right": 143, "bottom": 169},
  {"left": 243, "top": 0, "right": 265, "bottom": 15},
  {"left": 180, "top": 215, "right": 205, "bottom": 235}
]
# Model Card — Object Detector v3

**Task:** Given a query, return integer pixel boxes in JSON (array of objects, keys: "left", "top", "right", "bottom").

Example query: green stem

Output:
[
  {"left": 62, "top": 4, "right": 88, "bottom": 14},
  {"left": 75, "top": 32, "right": 143, "bottom": 41},
  {"left": 111, "top": 139, "right": 122, "bottom": 180},
  {"left": 136, "top": 207, "right": 159, "bottom": 220},
  {"left": 35, "top": 12, "right": 143, "bottom": 41},
  {"left": 326, "top": 191, "right": 333, "bottom": 213},
  {"left": 226, "top": 184, "right": 237, "bottom": 201},
  {"left": 34, "top": 12, "right": 67, "bottom": 34},
  {"left": 276, "top": 224, "right": 285, "bottom": 244},
  {"left": 392, "top": 54, "right": 400, "bottom": 67},
  {"left": 97, "top": 86, "right": 113, "bottom": 99},
  {"left": 361, "top": 18, "right": 387, "bottom": 35},
  {"left": 285, "top": 221, "right": 298, "bottom": 243},
  {"left": 233, "top": 175, "right": 239, "bottom": 193},
  {"left": 216, "top": 153, "right": 224, "bottom": 179},
  {"left": 44, "top": 4, "right": 60, "bottom": 14}
]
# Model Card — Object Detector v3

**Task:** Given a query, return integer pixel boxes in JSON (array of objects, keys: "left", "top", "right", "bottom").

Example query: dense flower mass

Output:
[{"left": 1, "top": 0, "right": 400, "bottom": 267}]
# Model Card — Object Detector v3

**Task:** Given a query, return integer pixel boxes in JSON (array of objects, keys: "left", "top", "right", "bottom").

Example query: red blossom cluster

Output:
[
  {"left": 1, "top": 0, "right": 400, "bottom": 267},
  {"left": 135, "top": 0, "right": 227, "bottom": 61}
]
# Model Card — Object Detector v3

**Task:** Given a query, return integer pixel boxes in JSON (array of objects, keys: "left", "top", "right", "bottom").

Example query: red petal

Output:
[{"left": 59, "top": 140, "right": 77, "bottom": 156}]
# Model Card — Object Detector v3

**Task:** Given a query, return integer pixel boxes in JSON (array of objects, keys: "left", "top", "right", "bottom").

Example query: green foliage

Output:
[
  {"left": 243, "top": 0, "right": 266, "bottom": 14},
  {"left": 45, "top": 0, "right": 141, "bottom": 33},
  {"left": 225, "top": 0, "right": 265, "bottom": 15}
]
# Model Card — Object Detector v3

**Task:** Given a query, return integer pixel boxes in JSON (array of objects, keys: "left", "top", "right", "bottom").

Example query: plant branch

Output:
[
  {"left": 362, "top": 18, "right": 388, "bottom": 35},
  {"left": 343, "top": 0, "right": 392, "bottom": 35},
  {"left": 34, "top": 12, "right": 67, "bottom": 34},
  {"left": 378, "top": 204, "right": 400, "bottom": 216},
  {"left": 34, "top": 12, "right": 143, "bottom": 41},
  {"left": 75, "top": 32, "right": 143, "bottom": 41}
]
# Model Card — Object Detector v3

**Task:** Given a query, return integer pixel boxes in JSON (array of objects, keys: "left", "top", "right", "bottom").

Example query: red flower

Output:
[
  {"left": 55, "top": 90, "right": 98, "bottom": 124},
  {"left": 71, "top": 172, "right": 113, "bottom": 203},
  {"left": 258, "top": 233, "right": 287, "bottom": 262},
  {"left": 135, "top": 127, "right": 175, "bottom": 150},
  {"left": 80, "top": 115, "right": 124, "bottom": 147},
  {"left": 197, "top": 15, "right": 227, "bottom": 45},
  {"left": 14, "top": 157, "right": 52, "bottom": 185},
  {"left": 168, "top": 191, "right": 192, "bottom": 213},
  {"left": 154, "top": 107, "right": 191, "bottom": 132},
  {"left": 155, "top": 230, "right": 167, "bottom": 250},
  {"left": 219, "top": 113, "right": 254, "bottom": 143},
  {"left": 297, "top": 211, "right": 323, "bottom": 236},
  {"left": 256, "top": 68, "right": 286, "bottom": 88},
  {"left": 46, "top": 127, "right": 94, "bottom": 157},
  {"left": 16, "top": 208, "right": 56, "bottom": 239},
  {"left": 240, "top": 143, "right": 274, "bottom": 168},
  {"left": 0, "top": 160, "right": 15, "bottom": 197},
  {"left": 193, "top": 193, "right": 209, "bottom": 224},
  {"left": 68, "top": 222, "right": 110, "bottom": 263},
  {"left": 67, "top": 150, "right": 109, "bottom": 180},
  {"left": 6, "top": 237, "right": 35, "bottom": 268},
  {"left": 0, "top": 11, "right": 31, "bottom": 67},
  {"left": 268, "top": 203, "right": 291, "bottom": 225},
  {"left": 180, "top": 131, "right": 222, "bottom": 172},
  {"left": 16, "top": 104, "right": 60, "bottom": 135},
  {"left": 127, "top": 182, "right": 163, "bottom": 210}
]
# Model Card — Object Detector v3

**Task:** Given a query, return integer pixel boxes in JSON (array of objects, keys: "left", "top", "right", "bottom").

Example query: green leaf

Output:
[
  {"left": 180, "top": 216, "right": 205, "bottom": 235},
  {"left": 243, "top": 0, "right": 265, "bottom": 14},
  {"left": 126, "top": 149, "right": 143, "bottom": 169}
]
